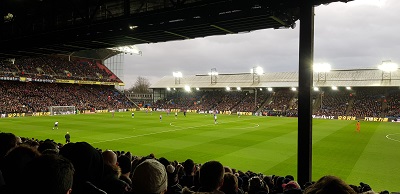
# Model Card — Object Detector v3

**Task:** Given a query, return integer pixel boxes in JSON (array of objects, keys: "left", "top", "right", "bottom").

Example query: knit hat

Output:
[
  {"left": 166, "top": 164, "right": 175, "bottom": 174},
  {"left": 282, "top": 181, "right": 301, "bottom": 191},
  {"left": 132, "top": 159, "right": 168, "bottom": 194}
]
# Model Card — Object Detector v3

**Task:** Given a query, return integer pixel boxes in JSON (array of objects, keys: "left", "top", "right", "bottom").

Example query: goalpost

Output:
[{"left": 49, "top": 106, "right": 76, "bottom": 116}]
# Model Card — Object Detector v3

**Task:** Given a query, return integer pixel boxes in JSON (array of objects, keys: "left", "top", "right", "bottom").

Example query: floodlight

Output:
[
  {"left": 173, "top": 72, "right": 183, "bottom": 77},
  {"left": 237, "top": 87, "right": 241, "bottom": 91},
  {"left": 378, "top": 61, "right": 398, "bottom": 72},
  {"left": 129, "top": 25, "right": 138, "bottom": 29},
  {"left": 226, "top": 87, "right": 230, "bottom": 91},
  {"left": 173, "top": 88, "right": 176, "bottom": 90},
  {"left": 196, "top": 87, "right": 200, "bottom": 91},
  {"left": 251, "top": 66, "right": 264, "bottom": 75},
  {"left": 332, "top": 86, "right": 338, "bottom": 90},
  {"left": 313, "top": 63, "right": 331, "bottom": 72},
  {"left": 108, "top": 45, "right": 141, "bottom": 55},
  {"left": 167, "top": 87, "right": 171, "bottom": 91},
  {"left": 268, "top": 87, "right": 273, "bottom": 92},
  {"left": 259, "top": 88, "right": 263, "bottom": 91},
  {"left": 184, "top": 85, "right": 191, "bottom": 92},
  {"left": 291, "top": 87, "right": 297, "bottom": 91},
  {"left": 313, "top": 87, "right": 319, "bottom": 91},
  {"left": 346, "top": 86, "right": 351, "bottom": 90}
]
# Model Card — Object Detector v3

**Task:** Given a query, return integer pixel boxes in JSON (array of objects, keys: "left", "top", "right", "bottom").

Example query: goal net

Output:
[{"left": 49, "top": 106, "right": 76, "bottom": 116}]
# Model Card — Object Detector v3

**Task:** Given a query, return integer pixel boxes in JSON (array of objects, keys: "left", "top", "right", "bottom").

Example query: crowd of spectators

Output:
[
  {"left": 0, "top": 56, "right": 121, "bottom": 82},
  {"left": 263, "top": 90, "right": 294, "bottom": 112},
  {"left": 384, "top": 89, "right": 400, "bottom": 117},
  {"left": 314, "top": 90, "right": 351, "bottom": 116},
  {"left": 0, "top": 81, "right": 134, "bottom": 114},
  {"left": 153, "top": 87, "right": 400, "bottom": 119},
  {"left": 348, "top": 88, "right": 386, "bottom": 118},
  {"left": 154, "top": 90, "right": 273, "bottom": 114},
  {"left": 0, "top": 132, "right": 391, "bottom": 194}
]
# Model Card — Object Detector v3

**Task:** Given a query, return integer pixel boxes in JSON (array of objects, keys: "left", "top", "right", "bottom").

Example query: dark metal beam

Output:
[{"left": 297, "top": 0, "right": 314, "bottom": 186}]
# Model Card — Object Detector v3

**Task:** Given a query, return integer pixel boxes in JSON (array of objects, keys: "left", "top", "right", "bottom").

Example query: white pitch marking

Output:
[
  {"left": 385, "top": 133, "right": 400, "bottom": 143},
  {"left": 92, "top": 117, "right": 260, "bottom": 144}
]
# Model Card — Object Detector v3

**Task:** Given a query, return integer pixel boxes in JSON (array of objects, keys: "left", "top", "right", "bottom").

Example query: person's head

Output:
[
  {"left": 0, "top": 132, "right": 18, "bottom": 160},
  {"left": 2, "top": 145, "right": 40, "bottom": 190},
  {"left": 59, "top": 142, "right": 104, "bottom": 188},
  {"left": 304, "top": 175, "right": 356, "bottom": 194},
  {"left": 132, "top": 159, "right": 167, "bottom": 194},
  {"left": 224, "top": 166, "right": 233, "bottom": 173},
  {"left": 158, "top": 157, "right": 170, "bottom": 167},
  {"left": 199, "top": 160, "right": 224, "bottom": 191},
  {"left": 220, "top": 173, "right": 239, "bottom": 194},
  {"left": 183, "top": 159, "right": 195, "bottom": 175},
  {"left": 38, "top": 140, "right": 59, "bottom": 154},
  {"left": 21, "top": 154, "right": 75, "bottom": 194},
  {"left": 102, "top": 150, "right": 117, "bottom": 166},
  {"left": 282, "top": 181, "right": 301, "bottom": 192},
  {"left": 248, "top": 176, "right": 268, "bottom": 194},
  {"left": 274, "top": 176, "right": 285, "bottom": 193},
  {"left": 117, "top": 155, "right": 132, "bottom": 175},
  {"left": 263, "top": 176, "right": 274, "bottom": 192}
]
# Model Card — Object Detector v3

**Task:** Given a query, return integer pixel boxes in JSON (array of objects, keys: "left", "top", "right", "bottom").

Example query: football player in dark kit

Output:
[{"left": 65, "top": 132, "right": 71, "bottom": 143}]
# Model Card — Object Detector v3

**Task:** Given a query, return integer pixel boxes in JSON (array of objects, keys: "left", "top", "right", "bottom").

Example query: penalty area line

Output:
[{"left": 385, "top": 133, "right": 400, "bottom": 143}]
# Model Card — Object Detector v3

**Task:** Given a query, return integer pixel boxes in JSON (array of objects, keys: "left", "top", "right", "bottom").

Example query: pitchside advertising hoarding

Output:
[
  {"left": 313, "top": 115, "right": 396, "bottom": 122},
  {"left": 0, "top": 111, "right": 397, "bottom": 122}
]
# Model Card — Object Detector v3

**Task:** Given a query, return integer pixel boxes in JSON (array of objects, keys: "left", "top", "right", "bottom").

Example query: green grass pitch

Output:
[{"left": 1, "top": 111, "right": 399, "bottom": 192}]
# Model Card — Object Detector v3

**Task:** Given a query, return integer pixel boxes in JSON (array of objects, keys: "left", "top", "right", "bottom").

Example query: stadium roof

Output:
[
  {"left": 0, "top": 0, "right": 352, "bottom": 60},
  {"left": 150, "top": 69, "right": 400, "bottom": 89}
]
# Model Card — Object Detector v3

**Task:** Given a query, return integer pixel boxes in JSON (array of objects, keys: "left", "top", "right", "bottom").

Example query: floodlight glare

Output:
[
  {"left": 184, "top": 85, "right": 191, "bottom": 92},
  {"left": 173, "top": 88, "right": 176, "bottom": 90},
  {"left": 313, "top": 63, "right": 331, "bottom": 72},
  {"left": 332, "top": 86, "right": 338, "bottom": 90},
  {"left": 226, "top": 87, "right": 230, "bottom": 91},
  {"left": 291, "top": 87, "right": 297, "bottom": 91},
  {"left": 259, "top": 88, "right": 263, "bottom": 91},
  {"left": 129, "top": 25, "right": 138, "bottom": 29},
  {"left": 378, "top": 61, "right": 398, "bottom": 72},
  {"left": 208, "top": 72, "right": 219, "bottom": 76},
  {"left": 237, "top": 87, "right": 241, "bottom": 91},
  {"left": 346, "top": 86, "right": 351, "bottom": 90},
  {"left": 196, "top": 87, "right": 200, "bottom": 91},
  {"left": 173, "top": 71, "right": 183, "bottom": 78},
  {"left": 313, "top": 87, "right": 319, "bottom": 91},
  {"left": 268, "top": 87, "right": 273, "bottom": 92},
  {"left": 167, "top": 87, "right": 171, "bottom": 91},
  {"left": 251, "top": 66, "right": 264, "bottom": 75}
]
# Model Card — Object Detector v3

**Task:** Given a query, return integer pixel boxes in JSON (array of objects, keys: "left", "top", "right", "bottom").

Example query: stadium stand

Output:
[
  {"left": 1, "top": 56, "right": 122, "bottom": 82},
  {"left": 152, "top": 87, "right": 400, "bottom": 120},
  {"left": 0, "top": 56, "right": 398, "bottom": 194},
  {"left": 0, "top": 81, "right": 133, "bottom": 114}
]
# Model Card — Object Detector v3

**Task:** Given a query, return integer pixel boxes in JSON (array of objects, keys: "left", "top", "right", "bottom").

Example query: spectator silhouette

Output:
[
  {"left": 19, "top": 154, "right": 75, "bottom": 194},
  {"left": 60, "top": 142, "right": 106, "bottom": 194},
  {"left": 101, "top": 150, "right": 131, "bottom": 194},
  {"left": 0, "top": 145, "right": 40, "bottom": 194},
  {"left": 182, "top": 160, "right": 225, "bottom": 194},
  {"left": 304, "top": 175, "right": 356, "bottom": 194}
]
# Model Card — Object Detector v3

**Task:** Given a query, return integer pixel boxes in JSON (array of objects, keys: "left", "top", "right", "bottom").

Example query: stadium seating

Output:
[
  {"left": 0, "top": 81, "right": 133, "bottom": 113},
  {"left": 0, "top": 56, "right": 122, "bottom": 82}
]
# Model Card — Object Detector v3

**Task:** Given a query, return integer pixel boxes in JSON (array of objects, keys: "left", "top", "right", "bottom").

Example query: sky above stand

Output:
[{"left": 122, "top": 0, "right": 399, "bottom": 87}]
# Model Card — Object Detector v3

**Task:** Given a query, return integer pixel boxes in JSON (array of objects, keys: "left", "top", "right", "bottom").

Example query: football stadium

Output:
[{"left": 1, "top": 0, "right": 399, "bottom": 194}]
